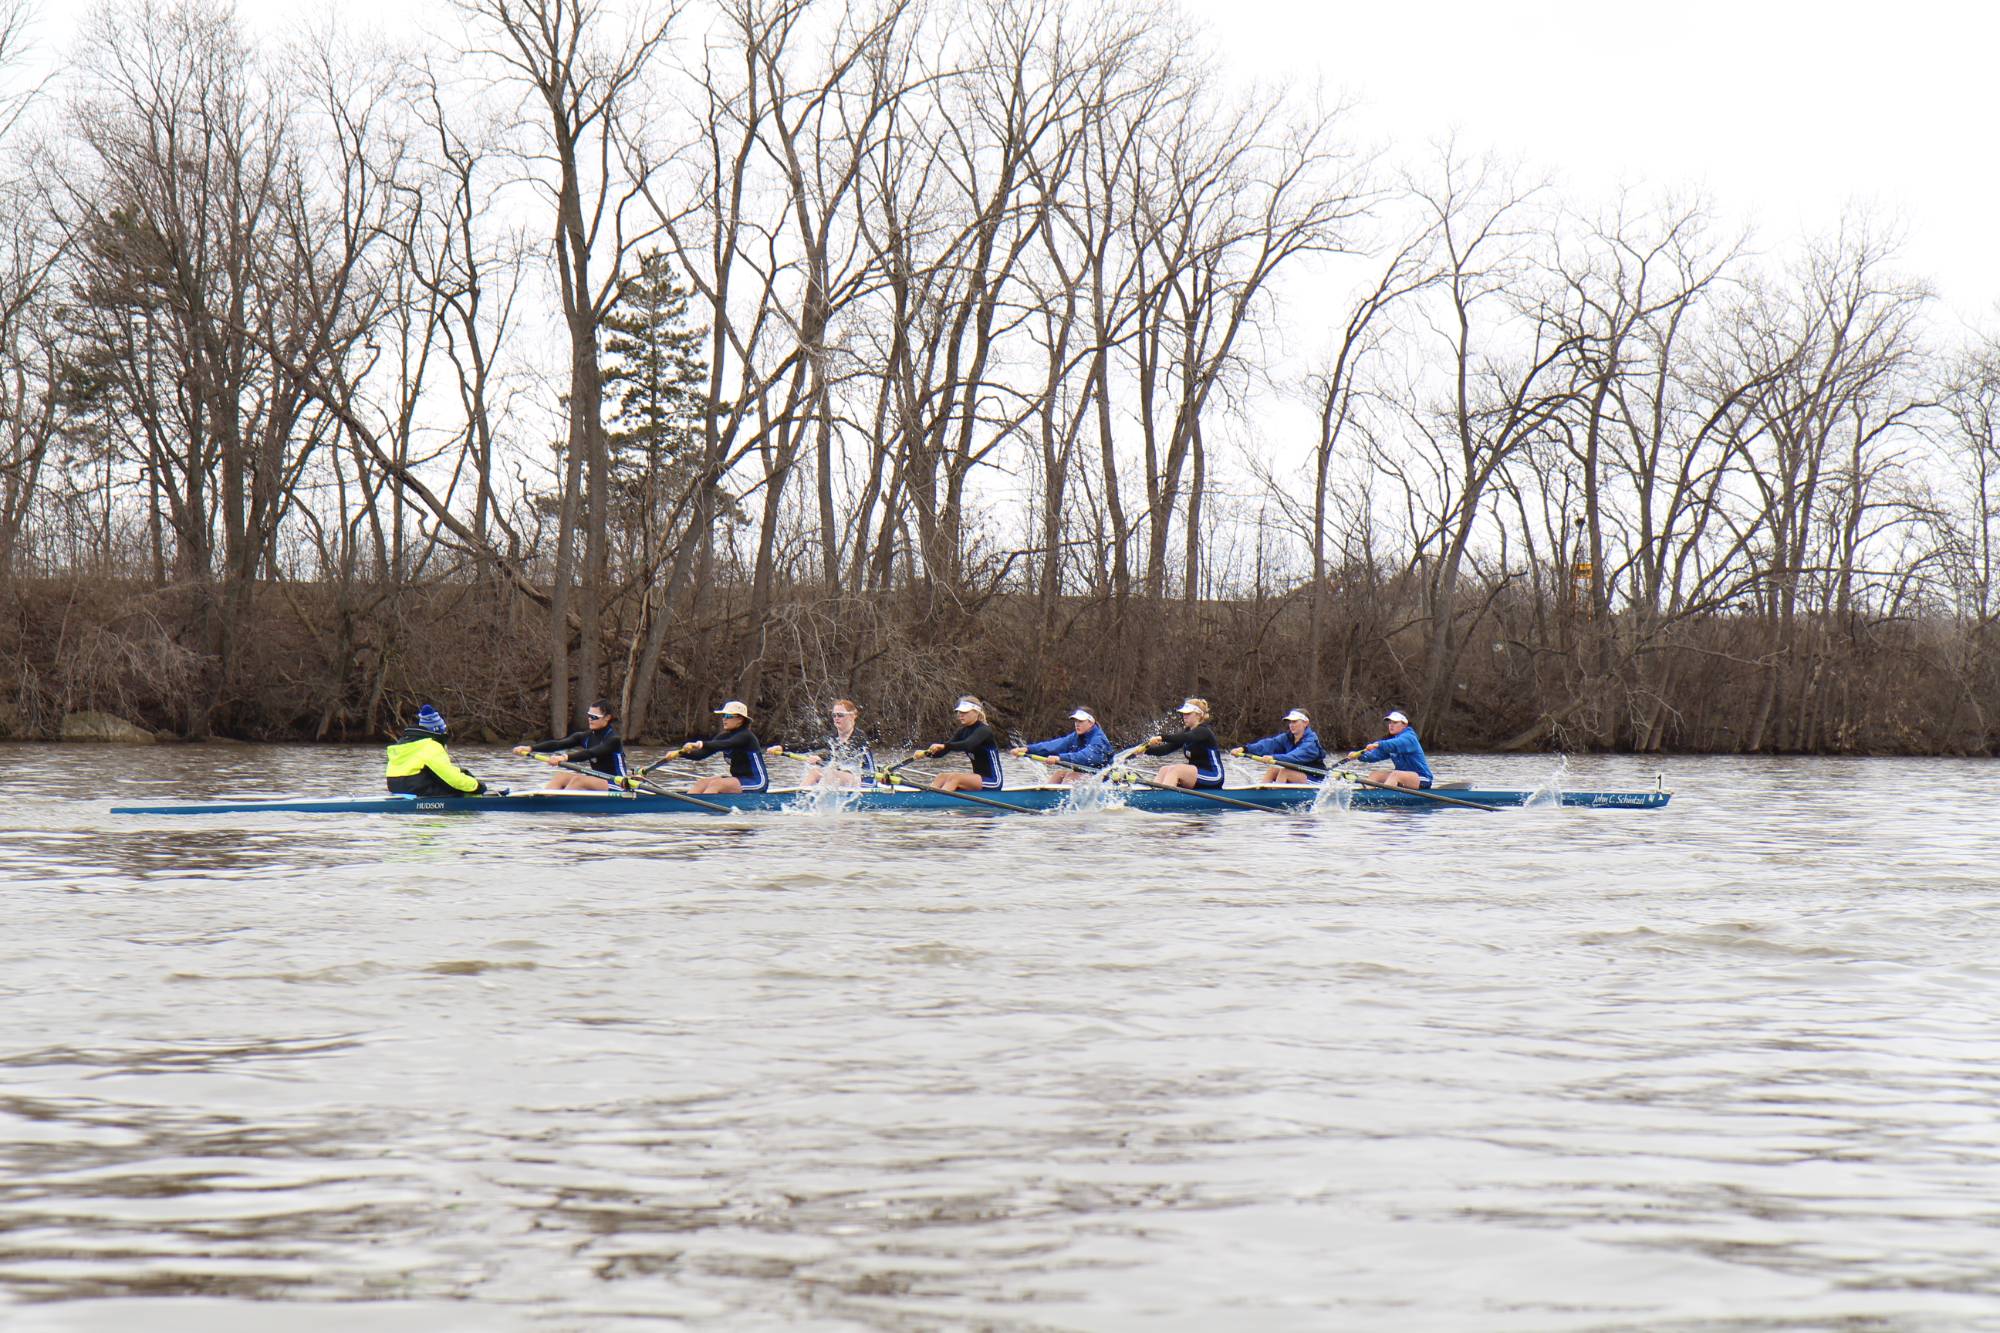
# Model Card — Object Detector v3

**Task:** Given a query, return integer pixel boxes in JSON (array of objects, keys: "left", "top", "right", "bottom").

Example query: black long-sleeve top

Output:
[
  {"left": 531, "top": 725, "right": 626, "bottom": 777},
  {"left": 686, "top": 727, "right": 767, "bottom": 783},
  {"left": 1144, "top": 723, "right": 1223, "bottom": 778},
  {"left": 931, "top": 722, "right": 1003, "bottom": 786}
]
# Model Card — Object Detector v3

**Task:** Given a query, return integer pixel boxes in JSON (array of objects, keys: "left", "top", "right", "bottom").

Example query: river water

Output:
[{"left": 2, "top": 744, "right": 1998, "bottom": 1330}]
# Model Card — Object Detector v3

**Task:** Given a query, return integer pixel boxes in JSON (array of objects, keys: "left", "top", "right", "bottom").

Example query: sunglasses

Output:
[{"left": 587, "top": 712, "right": 608, "bottom": 721}]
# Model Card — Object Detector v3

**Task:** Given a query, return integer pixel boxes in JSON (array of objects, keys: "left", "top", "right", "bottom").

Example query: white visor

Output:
[
  {"left": 1383, "top": 710, "right": 1409, "bottom": 724},
  {"left": 953, "top": 698, "right": 983, "bottom": 713},
  {"left": 1069, "top": 709, "right": 1096, "bottom": 723},
  {"left": 714, "top": 700, "right": 751, "bottom": 718},
  {"left": 1178, "top": 701, "right": 1204, "bottom": 715},
  {"left": 1283, "top": 709, "right": 1310, "bottom": 723}
]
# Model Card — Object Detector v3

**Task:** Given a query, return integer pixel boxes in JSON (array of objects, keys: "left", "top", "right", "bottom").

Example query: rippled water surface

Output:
[{"left": 4, "top": 744, "right": 2000, "bottom": 1330}]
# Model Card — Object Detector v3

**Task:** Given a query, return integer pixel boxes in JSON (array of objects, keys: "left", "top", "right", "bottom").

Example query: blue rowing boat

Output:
[{"left": 111, "top": 783, "right": 1671, "bottom": 816}]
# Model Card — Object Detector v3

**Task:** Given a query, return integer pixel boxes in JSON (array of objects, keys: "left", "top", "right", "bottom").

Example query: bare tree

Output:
[
  {"left": 62, "top": 0, "right": 321, "bottom": 734},
  {"left": 1392, "top": 147, "right": 1570, "bottom": 728},
  {"left": 1734, "top": 221, "right": 1931, "bottom": 751},
  {"left": 459, "top": 0, "right": 678, "bottom": 731}
]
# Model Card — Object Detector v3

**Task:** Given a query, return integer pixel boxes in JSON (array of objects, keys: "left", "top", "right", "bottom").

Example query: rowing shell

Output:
[{"left": 111, "top": 784, "right": 1671, "bottom": 817}]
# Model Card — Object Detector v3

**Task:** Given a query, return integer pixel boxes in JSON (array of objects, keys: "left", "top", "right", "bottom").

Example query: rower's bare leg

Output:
[
  {"left": 1370, "top": 767, "right": 1420, "bottom": 790},
  {"left": 934, "top": 771, "right": 986, "bottom": 792},
  {"left": 689, "top": 776, "right": 744, "bottom": 795},
  {"left": 546, "top": 770, "right": 609, "bottom": 792},
  {"left": 798, "top": 765, "right": 824, "bottom": 788},
  {"left": 1260, "top": 766, "right": 1309, "bottom": 784},
  {"left": 1155, "top": 763, "right": 1198, "bottom": 788}
]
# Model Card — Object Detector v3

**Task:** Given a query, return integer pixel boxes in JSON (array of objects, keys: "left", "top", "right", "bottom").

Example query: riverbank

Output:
[{"left": 5, "top": 574, "right": 1995, "bottom": 756}]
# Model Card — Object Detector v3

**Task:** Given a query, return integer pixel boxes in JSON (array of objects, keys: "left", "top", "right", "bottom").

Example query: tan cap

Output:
[{"left": 714, "top": 700, "right": 751, "bottom": 718}]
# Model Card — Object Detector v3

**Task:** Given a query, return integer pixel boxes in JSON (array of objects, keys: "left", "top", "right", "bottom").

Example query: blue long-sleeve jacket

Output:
[
  {"left": 1025, "top": 723, "right": 1113, "bottom": 769},
  {"left": 1358, "top": 728, "right": 1433, "bottom": 784},
  {"left": 1243, "top": 727, "right": 1324, "bottom": 768}
]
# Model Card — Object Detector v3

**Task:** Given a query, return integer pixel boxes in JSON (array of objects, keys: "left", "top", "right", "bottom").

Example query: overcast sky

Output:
[
  {"left": 1188, "top": 0, "right": 1998, "bottom": 322},
  {"left": 22, "top": 0, "right": 1997, "bottom": 324}
]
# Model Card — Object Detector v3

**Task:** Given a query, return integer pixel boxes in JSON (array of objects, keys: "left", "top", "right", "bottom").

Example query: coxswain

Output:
[
  {"left": 513, "top": 697, "right": 627, "bottom": 791},
  {"left": 1011, "top": 707, "right": 1112, "bottom": 783},
  {"left": 1232, "top": 708, "right": 1324, "bottom": 784},
  {"left": 1347, "top": 709, "right": 1434, "bottom": 790},
  {"left": 384, "top": 705, "right": 488, "bottom": 798},
  {"left": 671, "top": 700, "right": 769, "bottom": 795},
  {"left": 769, "top": 698, "right": 876, "bottom": 788},
  {"left": 917, "top": 697, "right": 1006, "bottom": 792},
  {"left": 1142, "top": 698, "right": 1225, "bottom": 789}
]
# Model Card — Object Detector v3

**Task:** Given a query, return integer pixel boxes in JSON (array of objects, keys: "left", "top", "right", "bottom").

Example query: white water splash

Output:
[
  {"left": 1523, "top": 755, "right": 1570, "bottom": 808},
  {"left": 1057, "top": 771, "right": 1129, "bottom": 813},
  {"left": 1311, "top": 771, "right": 1354, "bottom": 814},
  {"left": 785, "top": 775, "right": 865, "bottom": 816}
]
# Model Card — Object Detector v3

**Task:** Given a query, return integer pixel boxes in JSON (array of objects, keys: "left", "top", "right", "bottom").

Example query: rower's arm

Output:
[
  {"left": 568, "top": 730, "right": 623, "bottom": 765},
  {"left": 1272, "top": 731, "right": 1325, "bottom": 766},
  {"left": 939, "top": 724, "right": 996, "bottom": 754}
]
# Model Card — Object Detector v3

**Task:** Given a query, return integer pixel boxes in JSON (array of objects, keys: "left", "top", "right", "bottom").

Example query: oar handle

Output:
[
  {"left": 542, "top": 757, "right": 634, "bottom": 792},
  {"left": 638, "top": 749, "right": 699, "bottom": 776}
]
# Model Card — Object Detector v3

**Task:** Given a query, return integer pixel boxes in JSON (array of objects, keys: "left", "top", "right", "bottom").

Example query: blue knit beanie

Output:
[{"left": 415, "top": 704, "right": 448, "bottom": 736}]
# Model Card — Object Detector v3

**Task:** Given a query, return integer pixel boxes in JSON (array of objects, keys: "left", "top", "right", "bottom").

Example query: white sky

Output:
[
  {"left": 1188, "top": 0, "right": 2000, "bottom": 323},
  {"left": 21, "top": 0, "right": 1996, "bottom": 323}
]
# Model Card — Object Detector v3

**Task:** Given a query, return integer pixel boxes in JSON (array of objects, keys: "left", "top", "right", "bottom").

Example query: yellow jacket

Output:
[{"left": 385, "top": 735, "right": 482, "bottom": 794}]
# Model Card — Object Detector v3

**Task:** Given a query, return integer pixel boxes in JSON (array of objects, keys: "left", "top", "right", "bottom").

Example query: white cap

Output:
[
  {"left": 1384, "top": 710, "right": 1409, "bottom": 724},
  {"left": 1283, "top": 709, "right": 1310, "bottom": 723},
  {"left": 1069, "top": 709, "right": 1096, "bottom": 723},
  {"left": 1178, "top": 697, "right": 1208, "bottom": 715},
  {"left": 953, "top": 697, "right": 985, "bottom": 715},
  {"left": 714, "top": 700, "right": 751, "bottom": 718}
]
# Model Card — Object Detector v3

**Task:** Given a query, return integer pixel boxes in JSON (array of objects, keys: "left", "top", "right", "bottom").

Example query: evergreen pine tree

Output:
[{"left": 601, "top": 251, "right": 711, "bottom": 537}]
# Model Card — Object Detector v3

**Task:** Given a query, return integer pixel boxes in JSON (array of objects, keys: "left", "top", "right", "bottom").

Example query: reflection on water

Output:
[{"left": 3, "top": 744, "right": 2000, "bottom": 1329}]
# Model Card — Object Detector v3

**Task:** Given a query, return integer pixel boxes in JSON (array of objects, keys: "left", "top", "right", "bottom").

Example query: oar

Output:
[
  {"left": 1046, "top": 755, "right": 1284, "bottom": 815},
  {"left": 538, "top": 756, "right": 731, "bottom": 815},
  {"left": 1334, "top": 768, "right": 1499, "bottom": 811},
  {"left": 873, "top": 751, "right": 929, "bottom": 784},
  {"left": 1258, "top": 754, "right": 1352, "bottom": 781},
  {"left": 635, "top": 748, "right": 701, "bottom": 779},
  {"left": 1254, "top": 754, "right": 1499, "bottom": 811},
  {"left": 876, "top": 768, "right": 1039, "bottom": 814}
]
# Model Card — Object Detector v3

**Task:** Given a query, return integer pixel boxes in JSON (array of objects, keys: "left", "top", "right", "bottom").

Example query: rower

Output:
[
  {"left": 1142, "top": 698, "right": 1225, "bottom": 789},
  {"left": 768, "top": 698, "right": 875, "bottom": 788},
  {"left": 671, "top": 701, "right": 768, "bottom": 795},
  {"left": 1011, "top": 708, "right": 1112, "bottom": 783},
  {"left": 513, "top": 697, "right": 626, "bottom": 791},
  {"left": 384, "top": 705, "right": 488, "bottom": 798},
  {"left": 918, "top": 697, "right": 1005, "bottom": 793},
  {"left": 1347, "top": 709, "right": 1434, "bottom": 790},
  {"left": 1232, "top": 708, "right": 1323, "bottom": 784}
]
